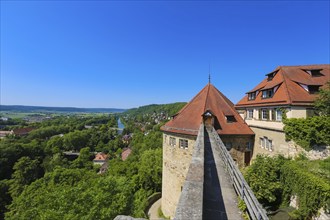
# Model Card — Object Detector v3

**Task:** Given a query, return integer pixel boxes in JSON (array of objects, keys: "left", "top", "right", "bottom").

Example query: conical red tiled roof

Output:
[{"left": 161, "top": 83, "right": 254, "bottom": 136}]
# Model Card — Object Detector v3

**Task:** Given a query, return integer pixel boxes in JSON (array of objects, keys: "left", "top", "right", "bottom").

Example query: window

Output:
[
  {"left": 247, "top": 109, "right": 253, "bottom": 119},
  {"left": 248, "top": 92, "right": 256, "bottom": 100},
  {"left": 262, "top": 89, "right": 273, "bottom": 99},
  {"left": 246, "top": 142, "right": 251, "bottom": 151},
  {"left": 304, "top": 69, "right": 324, "bottom": 77},
  {"left": 261, "top": 137, "right": 273, "bottom": 151},
  {"left": 266, "top": 70, "right": 278, "bottom": 81},
  {"left": 276, "top": 109, "right": 282, "bottom": 121},
  {"left": 260, "top": 137, "right": 264, "bottom": 148},
  {"left": 169, "top": 137, "right": 176, "bottom": 146},
  {"left": 224, "top": 142, "right": 232, "bottom": 150},
  {"left": 308, "top": 85, "right": 320, "bottom": 94},
  {"left": 165, "top": 135, "right": 167, "bottom": 144},
  {"left": 261, "top": 109, "right": 269, "bottom": 120},
  {"left": 226, "top": 115, "right": 236, "bottom": 123},
  {"left": 179, "top": 139, "right": 188, "bottom": 149}
]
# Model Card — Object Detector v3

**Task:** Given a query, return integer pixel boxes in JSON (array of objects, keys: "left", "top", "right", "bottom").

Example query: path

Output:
[{"left": 147, "top": 198, "right": 163, "bottom": 220}]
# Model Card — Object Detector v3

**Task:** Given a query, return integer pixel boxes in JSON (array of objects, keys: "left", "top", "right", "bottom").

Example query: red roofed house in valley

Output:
[
  {"left": 235, "top": 64, "right": 330, "bottom": 159},
  {"left": 161, "top": 82, "right": 254, "bottom": 218},
  {"left": 12, "top": 127, "right": 34, "bottom": 136},
  {"left": 121, "top": 148, "right": 132, "bottom": 161},
  {"left": 93, "top": 152, "right": 108, "bottom": 166}
]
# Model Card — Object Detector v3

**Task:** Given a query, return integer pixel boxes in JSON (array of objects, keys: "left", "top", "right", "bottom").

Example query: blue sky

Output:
[{"left": 1, "top": 1, "right": 329, "bottom": 109}]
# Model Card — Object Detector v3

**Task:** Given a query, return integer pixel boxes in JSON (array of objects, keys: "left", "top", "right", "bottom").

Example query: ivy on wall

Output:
[
  {"left": 281, "top": 161, "right": 330, "bottom": 219},
  {"left": 283, "top": 116, "right": 330, "bottom": 151},
  {"left": 244, "top": 155, "right": 330, "bottom": 219}
]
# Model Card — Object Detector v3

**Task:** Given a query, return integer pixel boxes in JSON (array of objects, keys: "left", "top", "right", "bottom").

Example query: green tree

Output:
[
  {"left": 0, "top": 179, "right": 11, "bottom": 219},
  {"left": 9, "top": 156, "right": 43, "bottom": 198},
  {"left": 70, "top": 147, "right": 93, "bottom": 169},
  {"left": 314, "top": 81, "right": 330, "bottom": 116},
  {"left": 136, "top": 148, "right": 162, "bottom": 192},
  {"left": 63, "top": 130, "right": 90, "bottom": 151},
  {"left": 244, "top": 155, "right": 287, "bottom": 209}
]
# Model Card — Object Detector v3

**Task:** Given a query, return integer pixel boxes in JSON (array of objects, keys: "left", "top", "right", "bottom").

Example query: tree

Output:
[
  {"left": 0, "top": 180, "right": 11, "bottom": 219},
  {"left": 314, "top": 81, "right": 330, "bottom": 116},
  {"left": 5, "top": 169, "right": 133, "bottom": 220},
  {"left": 9, "top": 156, "right": 43, "bottom": 198},
  {"left": 244, "top": 155, "right": 287, "bottom": 209},
  {"left": 136, "top": 148, "right": 162, "bottom": 192},
  {"left": 70, "top": 147, "right": 93, "bottom": 169}
]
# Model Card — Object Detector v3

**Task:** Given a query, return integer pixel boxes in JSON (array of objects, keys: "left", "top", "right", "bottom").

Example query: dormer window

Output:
[
  {"left": 248, "top": 92, "right": 256, "bottom": 100},
  {"left": 266, "top": 70, "right": 278, "bottom": 81},
  {"left": 262, "top": 89, "right": 273, "bottom": 99},
  {"left": 303, "top": 69, "right": 323, "bottom": 77},
  {"left": 226, "top": 115, "right": 236, "bottom": 123},
  {"left": 308, "top": 85, "right": 320, "bottom": 94},
  {"left": 298, "top": 83, "right": 320, "bottom": 94}
]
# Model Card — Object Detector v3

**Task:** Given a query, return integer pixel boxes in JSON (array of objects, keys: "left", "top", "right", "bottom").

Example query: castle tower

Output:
[{"left": 160, "top": 83, "right": 254, "bottom": 218}]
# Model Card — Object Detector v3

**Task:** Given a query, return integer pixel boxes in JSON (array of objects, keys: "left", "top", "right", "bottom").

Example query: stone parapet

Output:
[{"left": 174, "top": 124, "right": 204, "bottom": 220}]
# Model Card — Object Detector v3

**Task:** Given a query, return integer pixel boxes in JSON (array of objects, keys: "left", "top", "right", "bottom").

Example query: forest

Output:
[{"left": 0, "top": 102, "right": 186, "bottom": 219}]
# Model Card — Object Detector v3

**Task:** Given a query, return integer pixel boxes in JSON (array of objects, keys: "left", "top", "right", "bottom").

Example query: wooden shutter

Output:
[{"left": 272, "top": 109, "right": 276, "bottom": 121}]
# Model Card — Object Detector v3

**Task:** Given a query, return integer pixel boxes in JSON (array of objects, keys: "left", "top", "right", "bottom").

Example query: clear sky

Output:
[{"left": 1, "top": 1, "right": 329, "bottom": 109}]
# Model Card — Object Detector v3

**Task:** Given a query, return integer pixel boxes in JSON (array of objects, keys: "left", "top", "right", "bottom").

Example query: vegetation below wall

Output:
[
  {"left": 244, "top": 155, "right": 330, "bottom": 219},
  {"left": 0, "top": 101, "right": 181, "bottom": 219},
  {"left": 283, "top": 82, "right": 330, "bottom": 151},
  {"left": 283, "top": 116, "right": 330, "bottom": 151}
]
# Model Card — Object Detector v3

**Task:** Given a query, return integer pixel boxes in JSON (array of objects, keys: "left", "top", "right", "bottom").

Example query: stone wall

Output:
[
  {"left": 220, "top": 135, "right": 254, "bottom": 167},
  {"left": 161, "top": 132, "right": 196, "bottom": 219},
  {"left": 250, "top": 126, "right": 293, "bottom": 159},
  {"left": 250, "top": 126, "right": 330, "bottom": 160}
]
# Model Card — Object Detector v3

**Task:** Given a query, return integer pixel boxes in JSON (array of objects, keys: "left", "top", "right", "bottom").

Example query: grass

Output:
[{"left": 157, "top": 206, "right": 170, "bottom": 219}]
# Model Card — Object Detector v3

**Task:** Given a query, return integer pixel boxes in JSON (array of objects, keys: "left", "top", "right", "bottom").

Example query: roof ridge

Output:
[
  {"left": 278, "top": 67, "right": 292, "bottom": 104},
  {"left": 203, "top": 83, "right": 211, "bottom": 113},
  {"left": 280, "top": 64, "right": 330, "bottom": 67},
  {"left": 176, "top": 84, "right": 209, "bottom": 116}
]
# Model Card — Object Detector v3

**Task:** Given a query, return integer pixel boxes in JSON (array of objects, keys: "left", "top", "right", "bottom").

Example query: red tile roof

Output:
[
  {"left": 236, "top": 64, "right": 330, "bottom": 108},
  {"left": 12, "top": 127, "right": 34, "bottom": 136},
  {"left": 161, "top": 83, "right": 254, "bottom": 136},
  {"left": 121, "top": 148, "right": 132, "bottom": 161},
  {"left": 93, "top": 153, "right": 108, "bottom": 161}
]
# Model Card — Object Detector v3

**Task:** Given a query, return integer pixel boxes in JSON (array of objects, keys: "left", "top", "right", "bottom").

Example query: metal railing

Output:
[{"left": 208, "top": 126, "right": 269, "bottom": 220}]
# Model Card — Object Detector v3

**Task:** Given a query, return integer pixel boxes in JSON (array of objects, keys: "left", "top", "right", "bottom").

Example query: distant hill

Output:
[
  {"left": 124, "top": 102, "right": 187, "bottom": 117},
  {"left": 0, "top": 105, "right": 126, "bottom": 113}
]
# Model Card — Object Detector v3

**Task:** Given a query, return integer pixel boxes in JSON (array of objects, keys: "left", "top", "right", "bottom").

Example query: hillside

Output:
[
  {"left": 123, "top": 102, "right": 186, "bottom": 118},
  {"left": 0, "top": 105, "right": 126, "bottom": 113}
]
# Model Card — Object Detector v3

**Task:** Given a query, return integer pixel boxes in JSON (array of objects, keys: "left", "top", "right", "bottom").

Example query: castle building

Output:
[
  {"left": 160, "top": 82, "right": 254, "bottom": 218},
  {"left": 235, "top": 64, "right": 330, "bottom": 159}
]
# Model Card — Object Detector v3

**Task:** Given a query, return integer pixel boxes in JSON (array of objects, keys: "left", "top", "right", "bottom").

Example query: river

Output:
[{"left": 118, "top": 118, "right": 125, "bottom": 134}]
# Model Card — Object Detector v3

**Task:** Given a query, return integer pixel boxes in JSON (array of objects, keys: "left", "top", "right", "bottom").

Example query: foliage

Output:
[
  {"left": 0, "top": 180, "right": 11, "bottom": 219},
  {"left": 283, "top": 116, "right": 330, "bottom": 151},
  {"left": 124, "top": 102, "right": 186, "bottom": 119},
  {"left": 9, "top": 156, "right": 44, "bottom": 198},
  {"left": 244, "top": 155, "right": 288, "bottom": 209},
  {"left": 246, "top": 155, "right": 330, "bottom": 219},
  {"left": 314, "top": 81, "right": 330, "bottom": 116},
  {"left": 5, "top": 168, "right": 133, "bottom": 220},
  {"left": 238, "top": 197, "right": 250, "bottom": 220},
  {"left": 1, "top": 103, "right": 173, "bottom": 219},
  {"left": 281, "top": 161, "right": 330, "bottom": 219}
]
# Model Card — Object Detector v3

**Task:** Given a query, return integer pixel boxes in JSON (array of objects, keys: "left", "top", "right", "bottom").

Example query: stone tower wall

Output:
[
  {"left": 220, "top": 135, "right": 254, "bottom": 167},
  {"left": 161, "top": 132, "right": 196, "bottom": 219}
]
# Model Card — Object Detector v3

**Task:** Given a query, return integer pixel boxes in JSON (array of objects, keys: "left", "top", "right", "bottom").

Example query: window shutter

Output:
[
  {"left": 272, "top": 109, "right": 276, "bottom": 121},
  {"left": 258, "top": 109, "right": 261, "bottom": 120},
  {"left": 267, "top": 109, "right": 270, "bottom": 120}
]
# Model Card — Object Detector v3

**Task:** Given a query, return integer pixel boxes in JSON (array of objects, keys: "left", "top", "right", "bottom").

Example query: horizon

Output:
[{"left": 1, "top": 1, "right": 329, "bottom": 109}]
